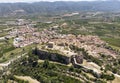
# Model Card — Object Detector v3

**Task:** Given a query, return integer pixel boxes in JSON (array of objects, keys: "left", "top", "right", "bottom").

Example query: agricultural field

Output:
[{"left": 58, "top": 15, "right": 120, "bottom": 51}]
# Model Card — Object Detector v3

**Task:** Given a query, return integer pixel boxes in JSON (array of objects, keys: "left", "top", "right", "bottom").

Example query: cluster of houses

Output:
[
  {"left": 9, "top": 25, "right": 59, "bottom": 47},
  {"left": 8, "top": 24, "right": 118, "bottom": 58},
  {"left": 49, "top": 34, "right": 118, "bottom": 58},
  {"left": 7, "top": 23, "right": 119, "bottom": 76}
]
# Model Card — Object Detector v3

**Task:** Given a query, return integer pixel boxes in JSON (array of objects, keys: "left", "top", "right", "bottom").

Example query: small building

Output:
[
  {"left": 75, "top": 55, "right": 83, "bottom": 64},
  {"left": 47, "top": 42, "right": 54, "bottom": 48},
  {"left": 72, "top": 55, "right": 83, "bottom": 65}
]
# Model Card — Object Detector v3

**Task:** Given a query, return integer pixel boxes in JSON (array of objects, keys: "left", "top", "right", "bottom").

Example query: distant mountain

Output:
[{"left": 0, "top": 1, "right": 120, "bottom": 16}]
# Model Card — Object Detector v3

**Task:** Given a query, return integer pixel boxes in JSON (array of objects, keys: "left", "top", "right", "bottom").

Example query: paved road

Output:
[{"left": 0, "top": 37, "right": 5, "bottom": 40}]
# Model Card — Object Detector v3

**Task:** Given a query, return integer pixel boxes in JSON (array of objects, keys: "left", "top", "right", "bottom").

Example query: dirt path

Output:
[
  {"left": 110, "top": 74, "right": 120, "bottom": 83},
  {"left": 15, "top": 75, "right": 40, "bottom": 83}
]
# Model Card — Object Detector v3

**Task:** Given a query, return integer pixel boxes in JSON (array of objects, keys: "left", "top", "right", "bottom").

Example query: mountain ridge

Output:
[{"left": 0, "top": 1, "right": 120, "bottom": 16}]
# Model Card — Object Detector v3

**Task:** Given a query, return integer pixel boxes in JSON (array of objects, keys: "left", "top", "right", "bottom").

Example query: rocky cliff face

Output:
[{"left": 34, "top": 49, "right": 71, "bottom": 64}]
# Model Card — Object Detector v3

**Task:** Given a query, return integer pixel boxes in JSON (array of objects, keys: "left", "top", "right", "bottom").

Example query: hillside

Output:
[{"left": 1, "top": 1, "right": 120, "bottom": 16}]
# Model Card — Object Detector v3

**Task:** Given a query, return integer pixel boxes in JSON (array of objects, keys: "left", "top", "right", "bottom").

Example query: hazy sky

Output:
[{"left": 0, "top": 0, "right": 107, "bottom": 3}]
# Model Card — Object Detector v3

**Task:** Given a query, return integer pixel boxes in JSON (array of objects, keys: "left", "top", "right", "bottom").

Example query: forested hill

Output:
[{"left": 0, "top": 1, "right": 120, "bottom": 16}]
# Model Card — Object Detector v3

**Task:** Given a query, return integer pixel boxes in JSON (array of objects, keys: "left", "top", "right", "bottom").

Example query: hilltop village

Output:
[
  {"left": 1, "top": 11, "right": 120, "bottom": 83},
  {"left": 8, "top": 24, "right": 118, "bottom": 59},
  {"left": 3, "top": 23, "right": 118, "bottom": 79}
]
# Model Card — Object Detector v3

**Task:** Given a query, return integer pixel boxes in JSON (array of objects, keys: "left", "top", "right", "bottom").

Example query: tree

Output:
[
  {"left": 112, "top": 68, "right": 117, "bottom": 74},
  {"left": 101, "top": 73, "right": 115, "bottom": 81},
  {"left": 28, "top": 51, "right": 39, "bottom": 63},
  {"left": 69, "top": 66, "right": 74, "bottom": 72},
  {"left": 43, "top": 60, "right": 49, "bottom": 69},
  {"left": 34, "top": 47, "right": 38, "bottom": 55}
]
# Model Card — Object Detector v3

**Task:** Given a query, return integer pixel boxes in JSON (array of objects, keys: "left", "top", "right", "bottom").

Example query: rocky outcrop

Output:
[{"left": 33, "top": 49, "right": 71, "bottom": 64}]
